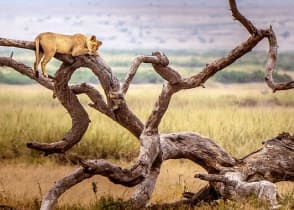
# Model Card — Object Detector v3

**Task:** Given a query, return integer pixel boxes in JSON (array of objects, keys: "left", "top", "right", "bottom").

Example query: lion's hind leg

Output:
[
  {"left": 41, "top": 50, "right": 55, "bottom": 78},
  {"left": 34, "top": 51, "right": 43, "bottom": 78}
]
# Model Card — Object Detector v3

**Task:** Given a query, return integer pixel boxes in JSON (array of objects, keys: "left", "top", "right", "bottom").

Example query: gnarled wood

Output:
[
  {"left": 240, "top": 132, "right": 294, "bottom": 183},
  {"left": 160, "top": 132, "right": 236, "bottom": 173},
  {"left": 196, "top": 172, "right": 280, "bottom": 209},
  {"left": 265, "top": 27, "right": 294, "bottom": 92},
  {"left": 0, "top": 0, "right": 293, "bottom": 209},
  {"left": 27, "top": 62, "right": 90, "bottom": 154}
]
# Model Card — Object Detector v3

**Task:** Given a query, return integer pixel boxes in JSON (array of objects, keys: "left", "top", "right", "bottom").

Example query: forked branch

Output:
[{"left": 0, "top": 0, "right": 293, "bottom": 209}]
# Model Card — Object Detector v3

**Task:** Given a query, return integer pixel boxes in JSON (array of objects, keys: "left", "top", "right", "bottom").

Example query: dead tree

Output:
[{"left": 0, "top": 0, "right": 293, "bottom": 209}]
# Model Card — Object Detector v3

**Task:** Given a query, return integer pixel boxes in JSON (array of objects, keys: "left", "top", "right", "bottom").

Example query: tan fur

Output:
[{"left": 34, "top": 32, "right": 102, "bottom": 77}]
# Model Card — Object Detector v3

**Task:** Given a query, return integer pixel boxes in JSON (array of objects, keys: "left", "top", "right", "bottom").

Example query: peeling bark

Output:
[
  {"left": 240, "top": 132, "right": 294, "bottom": 183},
  {"left": 0, "top": 0, "right": 293, "bottom": 209},
  {"left": 196, "top": 172, "right": 280, "bottom": 209},
  {"left": 160, "top": 132, "right": 236, "bottom": 172}
]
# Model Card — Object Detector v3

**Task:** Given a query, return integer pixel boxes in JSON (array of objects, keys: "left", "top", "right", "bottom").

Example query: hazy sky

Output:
[
  {"left": 0, "top": 0, "right": 293, "bottom": 51},
  {"left": 1, "top": 0, "right": 293, "bottom": 8}
]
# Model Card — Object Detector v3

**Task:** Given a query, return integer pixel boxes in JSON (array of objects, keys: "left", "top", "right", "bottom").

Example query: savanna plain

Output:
[
  {"left": 0, "top": 51, "right": 294, "bottom": 209},
  {"left": 1, "top": 84, "right": 294, "bottom": 210}
]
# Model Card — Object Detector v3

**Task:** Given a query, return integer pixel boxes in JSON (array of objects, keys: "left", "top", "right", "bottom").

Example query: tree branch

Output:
[
  {"left": 27, "top": 62, "right": 90, "bottom": 154},
  {"left": 40, "top": 168, "right": 92, "bottom": 210},
  {"left": 0, "top": 37, "right": 35, "bottom": 50},
  {"left": 0, "top": 57, "right": 54, "bottom": 90},
  {"left": 0, "top": 37, "right": 74, "bottom": 64},
  {"left": 150, "top": 51, "right": 182, "bottom": 84},
  {"left": 264, "top": 27, "right": 294, "bottom": 92},
  {"left": 0, "top": 1, "right": 293, "bottom": 209},
  {"left": 144, "top": 84, "right": 175, "bottom": 135},
  {"left": 178, "top": 31, "right": 268, "bottom": 90},
  {"left": 0, "top": 37, "right": 144, "bottom": 138},
  {"left": 160, "top": 132, "right": 236, "bottom": 173},
  {"left": 196, "top": 171, "right": 280, "bottom": 209},
  {"left": 242, "top": 132, "right": 294, "bottom": 183},
  {"left": 121, "top": 52, "right": 181, "bottom": 95},
  {"left": 39, "top": 130, "right": 294, "bottom": 209},
  {"left": 229, "top": 0, "right": 258, "bottom": 35},
  {"left": 70, "top": 83, "right": 115, "bottom": 119},
  {"left": 81, "top": 56, "right": 144, "bottom": 138}
]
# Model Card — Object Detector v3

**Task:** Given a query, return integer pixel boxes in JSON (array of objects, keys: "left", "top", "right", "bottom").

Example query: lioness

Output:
[{"left": 34, "top": 32, "right": 102, "bottom": 77}]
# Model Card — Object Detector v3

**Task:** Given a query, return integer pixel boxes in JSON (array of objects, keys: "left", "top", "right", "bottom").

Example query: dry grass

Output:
[
  {"left": 1, "top": 83, "right": 294, "bottom": 159},
  {"left": 0, "top": 160, "right": 206, "bottom": 206},
  {"left": 1, "top": 83, "right": 294, "bottom": 209},
  {"left": 0, "top": 160, "right": 293, "bottom": 209}
]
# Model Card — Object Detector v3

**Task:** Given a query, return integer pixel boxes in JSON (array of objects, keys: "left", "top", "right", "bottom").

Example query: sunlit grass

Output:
[
  {"left": 1, "top": 83, "right": 294, "bottom": 209},
  {"left": 1, "top": 83, "right": 294, "bottom": 160},
  {"left": 1, "top": 159, "right": 293, "bottom": 210}
]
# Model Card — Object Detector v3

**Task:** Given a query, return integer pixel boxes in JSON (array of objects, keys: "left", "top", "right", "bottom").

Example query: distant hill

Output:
[{"left": 0, "top": 0, "right": 294, "bottom": 51}]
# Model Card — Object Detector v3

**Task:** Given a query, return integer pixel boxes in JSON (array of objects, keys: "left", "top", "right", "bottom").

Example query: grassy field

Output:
[
  {"left": 1, "top": 160, "right": 293, "bottom": 210},
  {"left": 1, "top": 83, "right": 294, "bottom": 160},
  {"left": 0, "top": 83, "right": 294, "bottom": 209}
]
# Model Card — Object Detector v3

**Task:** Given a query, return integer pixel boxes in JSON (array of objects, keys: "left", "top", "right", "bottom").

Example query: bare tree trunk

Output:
[{"left": 0, "top": 0, "right": 293, "bottom": 209}]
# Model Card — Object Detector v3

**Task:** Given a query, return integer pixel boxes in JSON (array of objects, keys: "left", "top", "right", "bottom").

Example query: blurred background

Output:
[
  {"left": 1, "top": 1, "right": 294, "bottom": 209},
  {"left": 0, "top": 0, "right": 294, "bottom": 84},
  {"left": 0, "top": 0, "right": 294, "bottom": 51}
]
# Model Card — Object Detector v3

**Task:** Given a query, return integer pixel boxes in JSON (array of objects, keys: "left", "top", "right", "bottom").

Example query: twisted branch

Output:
[
  {"left": 264, "top": 27, "right": 294, "bottom": 92},
  {"left": 27, "top": 62, "right": 91, "bottom": 154},
  {"left": 195, "top": 172, "right": 280, "bottom": 209},
  {"left": 0, "top": 0, "right": 293, "bottom": 209}
]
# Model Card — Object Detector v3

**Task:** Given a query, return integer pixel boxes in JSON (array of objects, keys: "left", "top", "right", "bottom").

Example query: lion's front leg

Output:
[
  {"left": 92, "top": 51, "right": 99, "bottom": 56},
  {"left": 71, "top": 47, "right": 91, "bottom": 56}
]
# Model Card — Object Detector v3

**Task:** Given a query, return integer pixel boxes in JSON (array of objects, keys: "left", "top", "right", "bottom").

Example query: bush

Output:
[
  {"left": 0, "top": 71, "right": 35, "bottom": 84},
  {"left": 214, "top": 70, "right": 292, "bottom": 84},
  {"left": 277, "top": 53, "right": 294, "bottom": 71}
]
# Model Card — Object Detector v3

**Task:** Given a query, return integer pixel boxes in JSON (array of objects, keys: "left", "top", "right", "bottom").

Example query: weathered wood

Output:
[
  {"left": 0, "top": 0, "right": 293, "bottom": 209},
  {"left": 81, "top": 56, "right": 144, "bottom": 138},
  {"left": 196, "top": 172, "right": 280, "bottom": 209},
  {"left": 229, "top": 0, "right": 257, "bottom": 35},
  {"left": 27, "top": 62, "right": 91, "bottom": 154},
  {"left": 183, "top": 185, "right": 219, "bottom": 205},
  {"left": 160, "top": 132, "right": 236, "bottom": 172},
  {"left": 0, "top": 57, "right": 54, "bottom": 90},
  {"left": 240, "top": 132, "right": 294, "bottom": 183},
  {"left": 40, "top": 168, "right": 92, "bottom": 210},
  {"left": 0, "top": 37, "right": 74, "bottom": 64},
  {"left": 264, "top": 27, "right": 294, "bottom": 92}
]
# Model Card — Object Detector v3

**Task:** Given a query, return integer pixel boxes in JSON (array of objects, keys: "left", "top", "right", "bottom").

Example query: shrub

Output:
[
  {"left": 0, "top": 71, "right": 35, "bottom": 84},
  {"left": 214, "top": 70, "right": 292, "bottom": 84}
]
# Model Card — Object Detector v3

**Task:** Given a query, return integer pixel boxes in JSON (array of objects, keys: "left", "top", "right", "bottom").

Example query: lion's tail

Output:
[{"left": 34, "top": 36, "right": 40, "bottom": 78}]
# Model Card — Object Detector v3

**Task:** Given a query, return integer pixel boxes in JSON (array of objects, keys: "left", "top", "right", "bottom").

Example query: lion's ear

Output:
[
  {"left": 97, "top": 40, "right": 103, "bottom": 46},
  {"left": 90, "top": 35, "right": 96, "bottom": 41}
]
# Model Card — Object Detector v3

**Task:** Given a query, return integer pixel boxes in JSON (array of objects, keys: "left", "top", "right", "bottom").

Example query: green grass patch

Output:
[
  {"left": 214, "top": 70, "right": 292, "bottom": 84},
  {"left": 1, "top": 49, "right": 294, "bottom": 84}
]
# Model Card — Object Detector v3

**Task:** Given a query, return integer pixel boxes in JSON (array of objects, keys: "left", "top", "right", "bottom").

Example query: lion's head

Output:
[{"left": 87, "top": 35, "right": 102, "bottom": 54}]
